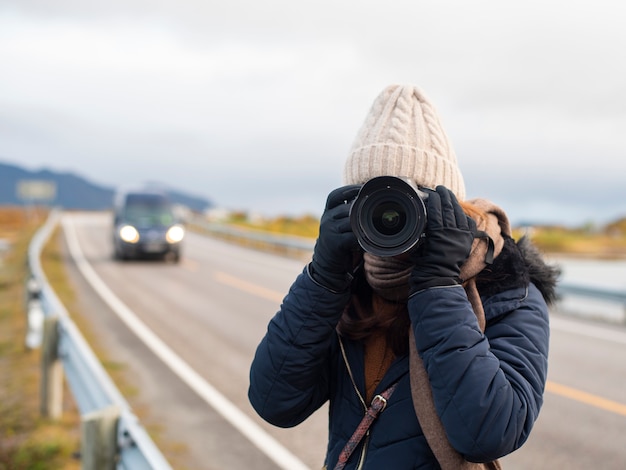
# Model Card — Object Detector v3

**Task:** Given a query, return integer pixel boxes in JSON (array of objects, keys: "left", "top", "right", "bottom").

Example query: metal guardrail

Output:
[
  {"left": 26, "top": 209, "right": 172, "bottom": 470},
  {"left": 555, "top": 282, "right": 626, "bottom": 324},
  {"left": 557, "top": 283, "right": 626, "bottom": 304}
]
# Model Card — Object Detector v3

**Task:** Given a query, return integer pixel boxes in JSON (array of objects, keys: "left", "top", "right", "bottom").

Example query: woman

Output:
[{"left": 248, "top": 84, "right": 559, "bottom": 469}]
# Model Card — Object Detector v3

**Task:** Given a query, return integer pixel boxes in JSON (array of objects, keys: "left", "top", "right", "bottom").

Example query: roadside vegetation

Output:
[
  {"left": 519, "top": 219, "right": 626, "bottom": 259},
  {"left": 225, "top": 211, "right": 321, "bottom": 238},
  {"left": 219, "top": 211, "right": 626, "bottom": 259},
  {"left": 0, "top": 207, "right": 80, "bottom": 470}
]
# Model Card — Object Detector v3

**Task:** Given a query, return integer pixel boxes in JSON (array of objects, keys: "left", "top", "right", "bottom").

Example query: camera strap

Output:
[
  {"left": 474, "top": 230, "right": 495, "bottom": 264},
  {"left": 460, "top": 198, "right": 511, "bottom": 285},
  {"left": 409, "top": 331, "right": 502, "bottom": 470}
]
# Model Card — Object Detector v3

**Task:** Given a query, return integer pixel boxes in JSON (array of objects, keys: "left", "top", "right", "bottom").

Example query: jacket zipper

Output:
[
  {"left": 356, "top": 432, "right": 369, "bottom": 470},
  {"left": 338, "top": 337, "right": 369, "bottom": 468}
]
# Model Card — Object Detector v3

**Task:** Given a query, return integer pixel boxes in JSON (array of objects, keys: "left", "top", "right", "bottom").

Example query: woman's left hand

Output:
[{"left": 409, "top": 186, "right": 476, "bottom": 293}]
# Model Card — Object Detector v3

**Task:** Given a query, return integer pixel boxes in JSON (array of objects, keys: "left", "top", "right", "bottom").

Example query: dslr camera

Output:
[{"left": 349, "top": 176, "right": 429, "bottom": 257}]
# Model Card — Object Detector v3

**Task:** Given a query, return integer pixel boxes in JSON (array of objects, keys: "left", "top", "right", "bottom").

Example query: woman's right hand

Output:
[{"left": 309, "top": 185, "right": 362, "bottom": 291}]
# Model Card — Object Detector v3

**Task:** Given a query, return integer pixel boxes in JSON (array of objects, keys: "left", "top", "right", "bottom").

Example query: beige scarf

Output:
[
  {"left": 363, "top": 252, "right": 412, "bottom": 302},
  {"left": 409, "top": 199, "right": 510, "bottom": 470}
]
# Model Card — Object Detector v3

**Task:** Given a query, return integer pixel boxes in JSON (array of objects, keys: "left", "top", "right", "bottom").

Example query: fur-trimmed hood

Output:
[{"left": 476, "top": 235, "right": 560, "bottom": 305}]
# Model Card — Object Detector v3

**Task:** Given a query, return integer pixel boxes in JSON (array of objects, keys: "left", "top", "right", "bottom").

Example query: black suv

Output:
[{"left": 112, "top": 190, "right": 184, "bottom": 262}]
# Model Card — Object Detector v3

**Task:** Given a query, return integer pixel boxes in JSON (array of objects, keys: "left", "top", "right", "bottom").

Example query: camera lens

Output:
[
  {"left": 372, "top": 204, "right": 405, "bottom": 235},
  {"left": 350, "top": 176, "right": 427, "bottom": 257}
]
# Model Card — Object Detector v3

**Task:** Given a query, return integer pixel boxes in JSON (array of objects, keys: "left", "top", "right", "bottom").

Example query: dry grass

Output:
[{"left": 0, "top": 208, "right": 80, "bottom": 470}]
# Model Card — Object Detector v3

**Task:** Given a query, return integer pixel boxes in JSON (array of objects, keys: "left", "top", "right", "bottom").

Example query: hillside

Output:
[{"left": 0, "top": 161, "right": 212, "bottom": 212}]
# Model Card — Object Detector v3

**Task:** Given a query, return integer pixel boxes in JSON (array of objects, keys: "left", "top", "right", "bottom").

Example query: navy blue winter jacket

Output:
[{"left": 249, "top": 240, "right": 554, "bottom": 469}]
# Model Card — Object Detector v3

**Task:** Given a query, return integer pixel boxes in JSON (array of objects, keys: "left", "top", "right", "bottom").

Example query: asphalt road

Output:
[{"left": 59, "top": 212, "right": 626, "bottom": 470}]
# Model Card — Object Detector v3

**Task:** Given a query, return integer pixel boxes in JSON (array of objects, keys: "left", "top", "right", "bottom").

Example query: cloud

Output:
[{"left": 1, "top": 1, "right": 625, "bottom": 226}]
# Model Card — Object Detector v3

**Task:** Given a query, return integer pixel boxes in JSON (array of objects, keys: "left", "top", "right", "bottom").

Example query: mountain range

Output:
[{"left": 0, "top": 161, "right": 212, "bottom": 212}]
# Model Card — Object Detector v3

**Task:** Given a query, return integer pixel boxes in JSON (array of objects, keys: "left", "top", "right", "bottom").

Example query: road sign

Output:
[{"left": 17, "top": 180, "right": 57, "bottom": 202}]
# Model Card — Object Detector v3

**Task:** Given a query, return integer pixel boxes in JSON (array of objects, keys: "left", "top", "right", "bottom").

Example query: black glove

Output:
[
  {"left": 309, "top": 185, "right": 362, "bottom": 292},
  {"left": 409, "top": 186, "right": 477, "bottom": 294}
]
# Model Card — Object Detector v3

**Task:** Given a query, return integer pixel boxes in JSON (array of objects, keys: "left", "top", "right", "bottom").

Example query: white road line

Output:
[{"left": 61, "top": 214, "right": 311, "bottom": 470}]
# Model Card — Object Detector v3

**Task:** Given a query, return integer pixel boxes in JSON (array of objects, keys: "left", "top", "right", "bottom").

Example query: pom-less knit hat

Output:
[{"left": 343, "top": 84, "right": 466, "bottom": 200}]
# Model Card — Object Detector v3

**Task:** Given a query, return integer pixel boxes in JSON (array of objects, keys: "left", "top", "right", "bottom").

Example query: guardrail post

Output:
[
  {"left": 81, "top": 405, "right": 120, "bottom": 470},
  {"left": 40, "top": 315, "right": 63, "bottom": 419},
  {"left": 25, "top": 276, "right": 45, "bottom": 349}
]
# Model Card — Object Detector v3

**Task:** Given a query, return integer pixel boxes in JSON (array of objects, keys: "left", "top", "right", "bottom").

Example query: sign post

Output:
[{"left": 16, "top": 179, "right": 57, "bottom": 222}]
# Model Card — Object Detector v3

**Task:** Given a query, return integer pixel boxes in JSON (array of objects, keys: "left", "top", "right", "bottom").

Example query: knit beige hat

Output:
[{"left": 343, "top": 84, "right": 466, "bottom": 200}]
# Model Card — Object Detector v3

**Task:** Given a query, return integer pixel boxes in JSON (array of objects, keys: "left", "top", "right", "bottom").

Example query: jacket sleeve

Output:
[
  {"left": 408, "top": 282, "right": 550, "bottom": 462},
  {"left": 248, "top": 267, "right": 350, "bottom": 428}
]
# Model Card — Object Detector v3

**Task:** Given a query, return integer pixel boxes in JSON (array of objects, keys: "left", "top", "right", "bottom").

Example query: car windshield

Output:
[{"left": 123, "top": 194, "right": 175, "bottom": 226}]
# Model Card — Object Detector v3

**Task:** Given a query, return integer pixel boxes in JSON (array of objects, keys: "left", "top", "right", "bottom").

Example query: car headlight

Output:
[
  {"left": 119, "top": 225, "right": 140, "bottom": 243},
  {"left": 166, "top": 225, "right": 185, "bottom": 243}
]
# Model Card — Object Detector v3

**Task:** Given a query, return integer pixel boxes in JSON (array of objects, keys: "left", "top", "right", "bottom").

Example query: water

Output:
[
  {"left": 547, "top": 256, "right": 626, "bottom": 324},
  {"left": 548, "top": 256, "right": 626, "bottom": 290}
]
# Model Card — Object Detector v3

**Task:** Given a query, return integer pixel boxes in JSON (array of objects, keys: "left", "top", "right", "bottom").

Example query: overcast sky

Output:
[{"left": 1, "top": 1, "right": 625, "bottom": 226}]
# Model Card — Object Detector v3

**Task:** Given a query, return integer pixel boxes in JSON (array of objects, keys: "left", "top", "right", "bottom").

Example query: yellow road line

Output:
[
  {"left": 214, "top": 271, "right": 284, "bottom": 304},
  {"left": 546, "top": 381, "right": 626, "bottom": 417},
  {"left": 181, "top": 257, "right": 200, "bottom": 272}
]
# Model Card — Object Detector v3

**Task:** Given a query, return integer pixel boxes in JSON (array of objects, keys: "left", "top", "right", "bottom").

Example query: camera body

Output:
[{"left": 349, "top": 176, "right": 428, "bottom": 257}]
